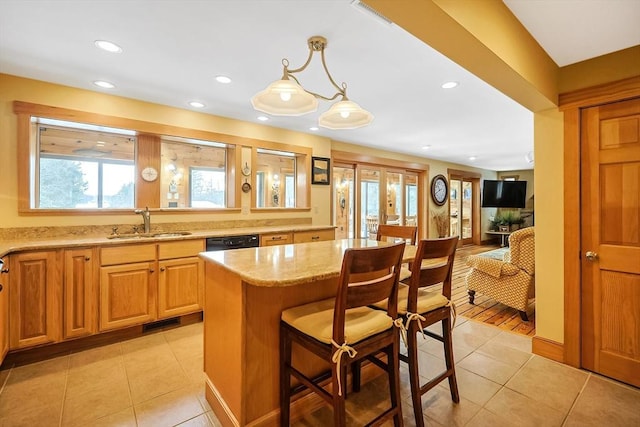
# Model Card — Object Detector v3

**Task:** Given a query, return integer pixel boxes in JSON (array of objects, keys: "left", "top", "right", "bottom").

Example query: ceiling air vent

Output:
[{"left": 351, "top": 0, "right": 393, "bottom": 26}]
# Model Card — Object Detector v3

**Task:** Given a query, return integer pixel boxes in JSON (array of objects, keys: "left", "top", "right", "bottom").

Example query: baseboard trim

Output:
[{"left": 532, "top": 336, "right": 565, "bottom": 363}]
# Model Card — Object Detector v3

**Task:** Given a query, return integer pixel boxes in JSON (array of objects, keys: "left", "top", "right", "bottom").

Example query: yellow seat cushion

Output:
[
  {"left": 282, "top": 298, "right": 393, "bottom": 345},
  {"left": 372, "top": 284, "right": 449, "bottom": 315}
]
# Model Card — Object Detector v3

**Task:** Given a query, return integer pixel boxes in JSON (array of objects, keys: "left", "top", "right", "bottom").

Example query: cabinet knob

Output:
[
  {"left": 311, "top": 236, "right": 320, "bottom": 240},
  {"left": 0, "top": 284, "right": 3, "bottom": 292},
  {"left": 149, "top": 269, "right": 155, "bottom": 273},
  {"left": 85, "top": 256, "right": 91, "bottom": 261},
  {"left": 585, "top": 251, "right": 598, "bottom": 261},
  {"left": 0, "top": 268, "right": 8, "bottom": 274},
  {"left": 160, "top": 267, "right": 166, "bottom": 272}
]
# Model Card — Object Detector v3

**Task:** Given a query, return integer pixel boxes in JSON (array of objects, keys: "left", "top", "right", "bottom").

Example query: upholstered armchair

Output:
[{"left": 465, "top": 227, "right": 535, "bottom": 321}]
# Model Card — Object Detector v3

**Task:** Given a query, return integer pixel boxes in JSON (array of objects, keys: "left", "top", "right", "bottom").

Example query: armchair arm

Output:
[{"left": 466, "top": 255, "right": 520, "bottom": 278}]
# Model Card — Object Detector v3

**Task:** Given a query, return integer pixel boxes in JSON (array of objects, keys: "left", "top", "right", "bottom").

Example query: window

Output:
[
  {"left": 255, "top": 148, "right": 306, "bottom": 208},
  {"left": 161, "top": 137, "right": 230, "bottom": 208},
  {"left": 35, "top": 119, "right": 136, "bottom": 209}
]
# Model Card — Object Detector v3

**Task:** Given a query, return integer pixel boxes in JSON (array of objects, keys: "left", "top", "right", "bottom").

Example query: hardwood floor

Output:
[{"left": 451, "top": 244, "right": 536, "bottom": 336}]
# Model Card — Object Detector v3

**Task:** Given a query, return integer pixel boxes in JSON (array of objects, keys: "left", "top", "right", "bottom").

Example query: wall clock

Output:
[
  {"left": 431, "top": 174, "right": 448, "bottom": 206},
  {"left": 141, "top": 166, "right": 158, "bottom": 182}
]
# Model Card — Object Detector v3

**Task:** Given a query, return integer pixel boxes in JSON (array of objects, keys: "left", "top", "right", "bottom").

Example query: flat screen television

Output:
[{"left": 481, "top": 180, "right": 527, "bottom": 208}]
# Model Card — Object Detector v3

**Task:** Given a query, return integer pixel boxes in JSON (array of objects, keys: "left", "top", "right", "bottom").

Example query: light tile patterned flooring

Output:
[{"left": 1, "top": 319, "right": 639, "bottom": 426}]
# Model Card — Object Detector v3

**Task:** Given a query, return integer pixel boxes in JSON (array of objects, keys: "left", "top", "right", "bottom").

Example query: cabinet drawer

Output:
[
  {"left": 158, "top": 239, "right": 204, "bottom": 260},
  {"left": 101, "top": 244, "right": 156, "bottom": 266},
  {"left": 293, "top": 229, "right": 335, "bottom": 243},
  {"left": 260, "top": 233, "right": 293, "bottom": 246}
]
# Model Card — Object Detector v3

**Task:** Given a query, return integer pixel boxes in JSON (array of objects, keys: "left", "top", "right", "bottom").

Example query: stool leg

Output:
[
  {"left": 442, "top": 317, "right": 460, "bottom": 403},
  {"left": 331, "top": 360, "right": 347, "bottom": 427},
  {"left": 407, "top": 323, "right": 425, "bottom": 427},
  {"left": 386, "top": 340, "right": 403, "bottom": 426},
  {"left": 279, "top": 324, "right": 292, "bottom": 427},
  {"left": 468, "top": 290, "right": 475, "bottom": 304},
  {"left": 352, "top": 360, "right": 361, "bottom": 392}
]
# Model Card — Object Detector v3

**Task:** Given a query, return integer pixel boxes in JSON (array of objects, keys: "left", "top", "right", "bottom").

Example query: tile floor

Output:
[{"left": 0, "top": 318, "right": 638, "bottom": 426}]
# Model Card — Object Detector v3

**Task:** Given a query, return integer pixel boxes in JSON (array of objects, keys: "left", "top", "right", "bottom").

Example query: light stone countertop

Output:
[
  {"left": 199, "top": 238, "right": 417, "bottom": 287},
  {"left": 0, "top": 225, "right": 335, "bottom": 258}
]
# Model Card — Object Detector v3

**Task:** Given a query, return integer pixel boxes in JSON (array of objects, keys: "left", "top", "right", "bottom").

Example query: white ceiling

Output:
[{"left": 0, "top": 1, "right": 638, "bottom": 171}]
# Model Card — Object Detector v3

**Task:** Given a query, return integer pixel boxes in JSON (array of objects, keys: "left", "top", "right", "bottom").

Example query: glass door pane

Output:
[
  {"left": 385, "top": 172, "right": 401, "bottom": 224},
  {"left": 333, "top": 166, "right": 354, "bottom": 239},
  {"left": 405, "top": 174, "right": 418, "bottom": 226},
  {"left": 462, "top": 181, "right": 473, "bottom": 240},
  {"left": 450, "top": 179, "right": 461, "bottom": 238},
  {"left": 360, "top": 168, "right": 380, "bottom": 239}
]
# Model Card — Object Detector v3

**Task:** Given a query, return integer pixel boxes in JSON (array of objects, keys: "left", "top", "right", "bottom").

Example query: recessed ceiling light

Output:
[
  {"left": 421, "top": 145, "right": 431, "bottom": 150},
  {"left": 309, "top": 126, "right": 319, "bottom": 131},
  {"left": 93, "top": 80, "right": 115, "bottom": 89},
  {"left": 469, "top": 156, "right": 477, "bottom": 161},
  {"left": 215, "top": 75, "right": 232, "bottom": 84},
  {"left": 441, "top": 81, "right": 459, "bottom": 89},
  {"left": 257, "top": 116, "right": 269, "bottom": 122},
  {"left": 189, "top": 101, "right": 205, "bottom": 108},
  {"left": 94, "top": 40, "right": 122, "bottom": 53}
]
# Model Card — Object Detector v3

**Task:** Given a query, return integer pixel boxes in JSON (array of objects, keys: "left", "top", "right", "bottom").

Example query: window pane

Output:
[
  {"left": 103, "top": 163, "right": 135, "bottom": 208},
  {"left": 36, "top": 119, "right": 135, "bottom": 209},
  {"left": 161, "top": 137, "right": 228, "bottom": 208},
  {"left": 256, "top": 149, "right": 296, "bottom": 208},
  {"left": 190, "top": 168, "right": 226, "bottom": 208}
]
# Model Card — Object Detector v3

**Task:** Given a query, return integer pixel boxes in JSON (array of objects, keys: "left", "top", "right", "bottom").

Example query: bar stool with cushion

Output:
[
  {"left": 377, "top": 224, "right": 418, "bottom": 282},
  {"left": 366, "top": 236, "right": 459, "bottom": 427},
  {"left": 280, "top": 242, "right": 406, "bottom": 427}
]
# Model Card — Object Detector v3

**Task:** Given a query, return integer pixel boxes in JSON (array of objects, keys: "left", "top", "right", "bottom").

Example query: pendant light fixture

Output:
[{"left": 251, "top": 36, "right": 373, "bottom": 129}]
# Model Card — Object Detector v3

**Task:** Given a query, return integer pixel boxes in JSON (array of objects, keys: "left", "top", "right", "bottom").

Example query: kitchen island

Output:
[{"left": 199, "top": 239, "right": 416, "bottom": 426}]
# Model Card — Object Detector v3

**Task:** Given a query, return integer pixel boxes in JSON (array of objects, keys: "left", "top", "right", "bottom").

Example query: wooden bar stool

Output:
[
  {"left": 367, "top": 236, "right": 459, "bottom": 427},
  {"left": 377, "top": 224, "right": 418, "bottom": 282},
  {"left": 279, "top": 242, "right": 406, "bottom": 427}
]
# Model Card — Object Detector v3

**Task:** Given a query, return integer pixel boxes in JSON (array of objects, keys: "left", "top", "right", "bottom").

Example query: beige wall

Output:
[{"left": 0, "top": 74, "right": 496, "bottom": 234}]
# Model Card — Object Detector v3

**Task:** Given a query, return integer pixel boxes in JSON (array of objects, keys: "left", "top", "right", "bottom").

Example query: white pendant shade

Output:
[
  {"left": 251, "top": 79, "right": 318, "bottom": 116},
  {"left": 318, "top": 100, "right": 373, "bottom": 130}
]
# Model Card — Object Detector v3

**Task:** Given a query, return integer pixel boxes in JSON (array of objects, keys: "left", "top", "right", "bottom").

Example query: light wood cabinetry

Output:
[
  {"left": 63, "top": 248, "right": 96, "bottom": 339},
  {"left": 99, "top": 244, "right": 157, "bottom": 331},
  {"left": 9, "top": 250, "right": 63, "bottom": 350},
  {"left": 0, "top": 257, "right": 9, "bottom": 363},
  {"left": 157, "top": 240, "right": 204, "bottom": 319},
  {"left": 293, "top": 229, "right": 335, "bottom": 243},
  {"left": 260, "top": 232, "right": 293, "bottom": 246}
]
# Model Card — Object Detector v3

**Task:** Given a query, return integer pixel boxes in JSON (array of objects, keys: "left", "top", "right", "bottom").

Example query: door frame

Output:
[{"left": 560, "top": 76, "right": 640, "bottom": 368}]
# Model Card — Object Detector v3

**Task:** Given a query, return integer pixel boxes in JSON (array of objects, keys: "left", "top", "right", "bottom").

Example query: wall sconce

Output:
[{"left": 251, "top": 36, "right": 373, "bottom": 130}]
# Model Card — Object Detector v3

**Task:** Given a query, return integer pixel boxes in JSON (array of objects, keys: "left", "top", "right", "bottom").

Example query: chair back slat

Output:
[
  {"left": 406, "top": 237, "right": 458, "bottom": 310},
  {"left": 333, "top": 242, "right": 405, "bottom": 343},
  {"left": 376, "top": 224, "right": 418, "bottom": 245}
]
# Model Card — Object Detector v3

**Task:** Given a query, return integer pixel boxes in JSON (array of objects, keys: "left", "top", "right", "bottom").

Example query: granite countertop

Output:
[
  {"left": 0, "top": 225, "right": 336, "bottom": 258},
  {"left": 200, "top": 239, "right": 417, "bottom": 287}
]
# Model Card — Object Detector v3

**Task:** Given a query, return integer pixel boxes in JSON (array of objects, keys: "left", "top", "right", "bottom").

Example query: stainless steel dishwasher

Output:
[{"left": 205, "top": 234, "right": 259, "bottom": 251}]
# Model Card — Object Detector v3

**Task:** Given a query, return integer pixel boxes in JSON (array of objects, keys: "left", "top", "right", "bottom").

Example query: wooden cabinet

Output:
[
  {"left": 293, "top": 229, "right": 335, "bottom": 243},
  {"left": 0, "top": 257, "right": 9, "bottom": 363},
  {"left": 157, "top": 240, "right": 204, "bottom": 319},
  {"left": 260, "top": 232, "right": 293, "bottom": 246},
  {"left": 99, "top": 244, "right": 157, "bottom": 331},
  {"left": 63, "top": 248, "right": 96, "bottom": 339},
  {"left": 9, "top": 250, "right": 63, "bottom": 349}
]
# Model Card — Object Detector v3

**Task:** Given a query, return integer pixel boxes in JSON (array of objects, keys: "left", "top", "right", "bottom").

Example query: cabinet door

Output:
[
  {"left": 64, "top": 248, "right": 96, "bottom": 339},
  {"left": 99, "top": 261, "right": 156, "bottom": 331},
  {"left": 10, "top": 251, "right": 62, "bottom": 349},
  {"left": 260, "top": 233, "right": 293, "bottom": 246},
  {"left": 0, "top": 257, "right": 9, "bottom": 362},
  {"left": 158, "top": 256, "right": 203, "bottom": 319},
  {"left": 293, "top": 229, "right": 335, "bottom": 243}
]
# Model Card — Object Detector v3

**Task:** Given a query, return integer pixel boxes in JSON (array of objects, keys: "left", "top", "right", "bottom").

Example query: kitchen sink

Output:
[{"left": 107, "top": 231, "right": 192, "bottom": 239}]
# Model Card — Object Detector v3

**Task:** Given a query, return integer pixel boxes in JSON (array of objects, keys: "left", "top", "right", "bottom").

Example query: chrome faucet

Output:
[{"left": 134, "top": 206, "right": 151, "bottom": 233}]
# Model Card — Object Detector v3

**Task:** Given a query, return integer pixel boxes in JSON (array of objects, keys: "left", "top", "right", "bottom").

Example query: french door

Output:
[
  {"left": 448, "top": 171, "right": 480, "bottom": 246},
  {"left": 333, "top": 164, "right": 419, "bottom": 239}
]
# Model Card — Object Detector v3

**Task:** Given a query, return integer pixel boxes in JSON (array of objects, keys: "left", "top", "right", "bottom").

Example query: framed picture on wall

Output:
[{"left": 311, "top": 157, "right": 330, "bottom": 185}]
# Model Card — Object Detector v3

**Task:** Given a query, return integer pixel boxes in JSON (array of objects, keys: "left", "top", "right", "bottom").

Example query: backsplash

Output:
[{"left": 0, "top": 217, "right": 312, "bottom": 240}]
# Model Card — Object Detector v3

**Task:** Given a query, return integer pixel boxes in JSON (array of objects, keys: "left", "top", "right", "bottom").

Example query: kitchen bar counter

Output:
[
  {"left": 199, "top": 239, "right": 416, "bottom": 426},
  {"left": 0, "top": 224, "right": 335, "bottom": 258}
]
